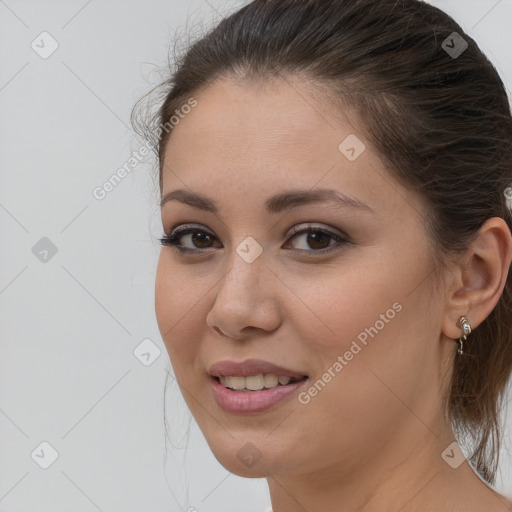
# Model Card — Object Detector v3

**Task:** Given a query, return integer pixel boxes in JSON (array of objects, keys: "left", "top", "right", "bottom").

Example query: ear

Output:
[{"left": 441, "top": 217, "right": 512, "bottom": 340}]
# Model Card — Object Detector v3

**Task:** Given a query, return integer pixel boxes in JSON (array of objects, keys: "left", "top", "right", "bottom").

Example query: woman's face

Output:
[{"left": 155, "top": 76, "right": 452, "bottom": 479}]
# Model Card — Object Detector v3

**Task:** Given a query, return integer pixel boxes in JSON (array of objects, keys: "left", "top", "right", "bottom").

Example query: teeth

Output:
[
  {"left": 219, "top": 373, "right": 300, "bottom": 391},
  {"left": 264, "top": 374, "right": 278, "bottom": 388},
  {"left": 245, "top": 374, "right": 264, "bottom": 390},
  {"left": 219, "top": 376, "right": 245, "bottom": 390}
]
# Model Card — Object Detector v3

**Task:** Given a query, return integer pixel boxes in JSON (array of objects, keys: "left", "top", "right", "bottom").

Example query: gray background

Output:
[{"left": 0, "top": 1, "right": 511, "bottom": 511}]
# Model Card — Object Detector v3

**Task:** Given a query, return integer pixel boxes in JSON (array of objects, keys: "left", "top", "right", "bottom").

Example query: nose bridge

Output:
[
  {"left": 221, "top": 240, "right": 267, "bottom": 301},
  {"left": 206, "top": 242, "right": 281, "bottom": 337}
]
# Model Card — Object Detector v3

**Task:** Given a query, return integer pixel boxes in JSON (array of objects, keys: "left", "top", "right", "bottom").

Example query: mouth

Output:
[
  {"left": 208, "top": 358, "right": 309, "bottom": 389},
  {"left": 207, "top": 359, "right": 309, "bottom": 414},
  {"left": 211, "top": 374, "right": 308, "bottom": 392}
]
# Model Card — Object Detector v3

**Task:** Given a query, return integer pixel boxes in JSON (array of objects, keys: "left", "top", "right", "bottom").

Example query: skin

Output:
[{"left": 155, "top": 75, "right": 512, "bottom": 512}]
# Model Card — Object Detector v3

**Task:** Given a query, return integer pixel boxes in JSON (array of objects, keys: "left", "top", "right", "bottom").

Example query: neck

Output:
[{"left": 266, "top": 415, "right": 505, "bottom": 512}]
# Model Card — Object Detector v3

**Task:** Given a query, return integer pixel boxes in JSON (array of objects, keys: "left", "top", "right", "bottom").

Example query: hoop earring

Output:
[{"left": 457, "top": 316, "right": 472, "bottom": 355}]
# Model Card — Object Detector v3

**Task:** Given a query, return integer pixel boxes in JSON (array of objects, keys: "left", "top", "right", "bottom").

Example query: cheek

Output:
[
  {"left": 283, "top": 250, "right": 431, "bottom": 415},
  {"left": 279, "top": 272, "right": 430, "bottom": 468},
  {"left": 154, "top": 255, "right": 176, "bottom": 342},
  {"left": 283, "top": 259, "right": 404, "bottom": 356},
  {"left": 154, "top": 255, "right": 205, "bottom": 369}
]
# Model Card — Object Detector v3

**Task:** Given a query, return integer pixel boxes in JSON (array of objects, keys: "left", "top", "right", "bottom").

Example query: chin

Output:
[
  {"left": 212, "top": 449, "right": 273, "bottom": 478},
  {"left": 200, "top": 434, "right": 277, "bottom": 477}
]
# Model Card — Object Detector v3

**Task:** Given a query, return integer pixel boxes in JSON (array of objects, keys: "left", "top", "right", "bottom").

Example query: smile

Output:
[{"left": 210, "top": 375, "right": 309, "bottom": 414}]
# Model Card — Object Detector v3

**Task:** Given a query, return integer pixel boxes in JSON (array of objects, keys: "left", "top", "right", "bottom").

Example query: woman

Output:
[{"left": 132, "top": 0, "right": 512, "bottom": 510}]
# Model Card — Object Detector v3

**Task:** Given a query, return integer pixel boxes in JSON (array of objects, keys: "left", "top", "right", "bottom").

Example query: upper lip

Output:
[{"left": 208, "top": 358, "right": 308, "bottom": 380}]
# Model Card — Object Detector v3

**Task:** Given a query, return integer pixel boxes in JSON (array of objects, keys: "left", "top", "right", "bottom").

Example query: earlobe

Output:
[{"left": 441, "top": 217, "right": 512, "bottom": 342}]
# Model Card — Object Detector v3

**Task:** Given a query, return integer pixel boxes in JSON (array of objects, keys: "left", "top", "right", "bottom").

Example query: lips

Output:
[{"left": 208, "top": 358, "right": 308, "bottom": 380}]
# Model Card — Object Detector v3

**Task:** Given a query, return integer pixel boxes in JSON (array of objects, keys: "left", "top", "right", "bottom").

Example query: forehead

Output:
[
  {"left": 161, "top": 77, "right": 412, "bottom": 219},
  {"left": 166, "top": 76, "right": 349, "bottom": 162}
]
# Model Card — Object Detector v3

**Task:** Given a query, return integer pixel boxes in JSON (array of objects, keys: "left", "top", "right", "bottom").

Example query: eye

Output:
[
  {"left": 285, "top": 224, "right": 348, "bottom": 253},
  {"left": 159, "top": 226, "right": 220, "bottom": 254},
  {"left": 159, "top": 223, "right": 350, "bottom": 256}
]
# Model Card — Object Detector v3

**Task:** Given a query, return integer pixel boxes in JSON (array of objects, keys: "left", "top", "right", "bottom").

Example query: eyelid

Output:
[
  {"left": 169, "top": 222, "right": 346, "bottom": 239},
  {"left": 169, "top": 222, "right": 212, "bottom": 234},
  {"left": 286, "top": 222, "right": 346, "bottom": 240},
  {"left": 173, "top": 223, "right": 214, "bottom": 235}
]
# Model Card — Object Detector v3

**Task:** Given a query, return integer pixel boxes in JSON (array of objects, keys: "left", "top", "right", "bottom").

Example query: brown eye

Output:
[
  {"left": 287, "top": 226, "right": 348, "bottom": 253},
  {"left": 304, "top": 231, "right": 332, "bottom": 250},
  {"left": 159, "top": 227, "right": 221, "bottom": 252},
  {"left": 188, "top": 231, "right": 215, "bottom": 248}
]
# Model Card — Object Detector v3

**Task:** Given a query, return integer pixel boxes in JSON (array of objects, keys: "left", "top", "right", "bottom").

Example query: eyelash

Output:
[{"left": 159, "top": 224, "right": 350, "bottom": 256}]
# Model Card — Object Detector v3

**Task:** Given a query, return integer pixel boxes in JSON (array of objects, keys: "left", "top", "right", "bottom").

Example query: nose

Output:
[{"left": 206, "top": 254, "right": 282, "bottom": 340}]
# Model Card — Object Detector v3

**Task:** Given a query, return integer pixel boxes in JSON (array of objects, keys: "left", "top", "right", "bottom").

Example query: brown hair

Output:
[{"left": 132, "top": 0, "right": 512, "bottom": 483}]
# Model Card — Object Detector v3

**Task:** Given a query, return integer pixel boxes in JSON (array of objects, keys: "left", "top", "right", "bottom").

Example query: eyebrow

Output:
[{"left": 160, "top": 188, "right": 375, "bottom": 215}]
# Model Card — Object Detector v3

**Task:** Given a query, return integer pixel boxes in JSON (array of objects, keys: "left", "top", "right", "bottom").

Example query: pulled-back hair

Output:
[{"left": 132, "top": 0, "right": 512, "bottom": 483}]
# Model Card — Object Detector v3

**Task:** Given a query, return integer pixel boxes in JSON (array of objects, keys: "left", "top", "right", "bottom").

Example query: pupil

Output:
[
  {"left": 193, "top": 232, "right": 212, "bottom": 248},
  {"left": 308, "top": 232, "right": 329, "bottom": 249}
]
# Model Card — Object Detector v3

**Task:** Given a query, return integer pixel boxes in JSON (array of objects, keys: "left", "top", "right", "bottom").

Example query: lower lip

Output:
[{"left": 210, "top": 376, "right": 308, "bottom": 414}]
